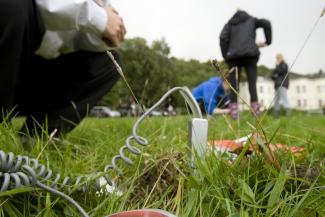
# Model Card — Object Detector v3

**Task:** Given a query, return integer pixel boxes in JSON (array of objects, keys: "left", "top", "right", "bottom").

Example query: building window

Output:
[
  {"left": 302, "top": 85, "right": 306, "bottom": 93},
  {"left": 296, "top": 86, "right": 300, "bottom": 93},
  {"left": 317, "top": 85, "right": 321, "bottom": 93},
  {"left": 303, "top": 99, "right": 307, "bottom": 107},
  {"left": 259, "top": 86, "right": 263, "bottom": 93},
  {"left": 319, "top": 100, "right": 322, "bottom": 108},
  {"left": 297, "top": 100, "right": 301, "bottom": 107}
]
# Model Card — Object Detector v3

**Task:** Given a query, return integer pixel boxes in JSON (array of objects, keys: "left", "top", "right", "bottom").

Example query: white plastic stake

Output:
[{"left": 188, "top": 118, "right": 208, "bottom": 163}]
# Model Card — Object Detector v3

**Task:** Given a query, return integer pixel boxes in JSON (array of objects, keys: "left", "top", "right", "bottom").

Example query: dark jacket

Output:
[
  {"left": 220, "top": 10, "right": 272, "bottom": 61},
  {"left": 272, "top": 61, "right": 289, "bottom": 88}
]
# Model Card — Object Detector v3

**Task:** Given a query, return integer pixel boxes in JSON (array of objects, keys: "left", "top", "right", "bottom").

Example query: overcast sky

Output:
[{"left": 111, "top": 0, "right": 325, "bottom": 74}]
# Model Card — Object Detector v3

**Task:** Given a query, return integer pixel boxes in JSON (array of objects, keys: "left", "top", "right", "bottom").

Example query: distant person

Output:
[
  {"left": 192, "top": 77, "right": 230, "bottom": 116},
  {"left": 130, "top": 100, "right": 137, "bottom": 117},
  {"left": 220, "top": 10, "right": 272, "bottom": 119},
  {"left": 166, "top": 104, "right": 176, "bottom": 116},
  {"left": 271, "top": 53, "right": 289, "bottom": 116},
  {"left": 0, "top": 0, "right": 126, "bottom": 136}
]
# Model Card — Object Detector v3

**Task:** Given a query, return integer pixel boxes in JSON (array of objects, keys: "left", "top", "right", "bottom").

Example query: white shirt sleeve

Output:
[{"left": 35, "top": 0, "right": 107, "bottom": 36}]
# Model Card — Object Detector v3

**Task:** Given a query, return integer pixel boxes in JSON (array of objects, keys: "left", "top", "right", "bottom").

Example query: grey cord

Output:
[
  {"left": 0, "top": 87, "right": 202, "bottom": 217},
  {"left": 0, "top": 151, "right": 90, "bottom": 217}
]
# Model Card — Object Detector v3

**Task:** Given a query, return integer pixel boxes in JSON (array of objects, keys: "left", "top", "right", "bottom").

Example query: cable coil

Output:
[{"left": 0, "top": 87, "right": 202, "bottom": 217}]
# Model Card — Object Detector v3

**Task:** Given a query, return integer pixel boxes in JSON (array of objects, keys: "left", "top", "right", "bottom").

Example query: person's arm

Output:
[
  {"left": 278, "top": 62, "right": 288, "bottom": 76},
  {"left": 36, "top": 0, "right": 126, "bottom": 47},
  {"left": 271, "top": 68, "right": 278, "bottom": 80},
  {"left": 203, "top": 87, "right": 218, "bottom": 115},
  {"left": 207, "top": 100, "right": 217, "bottom": 115},
  {"left": 255, "top": 18, "right": 272, "bottom": 46},
  {"left": 35, "top": 0, "right": 107, "bottom": 35},
  {"left": 272, "top": 62, "right": 288, "bottom": 81},
  {"left": 219, "top": 23, "right": 230, "bottom": 59},
  {"left": 213, "top": 108, "right": 230, "bottom": 115}
]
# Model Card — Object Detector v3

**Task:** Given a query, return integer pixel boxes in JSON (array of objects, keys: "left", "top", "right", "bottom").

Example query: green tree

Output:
[{"left": 99, "top": 37, "right": 274, "bottom": 112}]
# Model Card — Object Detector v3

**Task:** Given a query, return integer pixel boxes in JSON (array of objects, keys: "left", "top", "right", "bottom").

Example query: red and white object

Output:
[
  {"left": 208, "top": 134, "right": 304, "bottom": 157},
  {"left": 108, "top": 209, "right": 177, "bottom": 217}
]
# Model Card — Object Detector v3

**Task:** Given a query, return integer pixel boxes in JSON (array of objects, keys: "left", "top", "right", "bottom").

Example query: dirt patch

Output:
[
  {"left": 286, "top": 161, "right": 324, "bottom": 190},
  {"left": 129, "top": 150, "right": 187, "bottom": 204},
  {"left": 295, "top": 161, "right": 322, "bottom": 182}
]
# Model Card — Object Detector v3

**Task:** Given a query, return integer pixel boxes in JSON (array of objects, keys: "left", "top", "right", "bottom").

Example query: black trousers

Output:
[
  {"left": 0, "top": 0, "right": 120, "bottom": 134},
  {"left": 227, "top": 57, "right": 259, "bottom": 103}
]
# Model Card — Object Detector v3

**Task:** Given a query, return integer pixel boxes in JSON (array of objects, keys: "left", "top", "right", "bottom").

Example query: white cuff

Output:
[
  {"left": 85, "top": 2, "right": 107, "bottom": 35},
  {"left": 36, "top": 0, "right": 108, "bottom": 37}
]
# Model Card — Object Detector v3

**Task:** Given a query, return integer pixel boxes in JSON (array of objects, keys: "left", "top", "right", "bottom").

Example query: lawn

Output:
[{"left": 0, "top": 112, "right": 324, "bottom": 216}]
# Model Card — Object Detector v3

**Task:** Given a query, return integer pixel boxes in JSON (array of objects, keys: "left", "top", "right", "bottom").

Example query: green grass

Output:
[{"left": 0, "top": 113, "right": 324, "bottom": 216}]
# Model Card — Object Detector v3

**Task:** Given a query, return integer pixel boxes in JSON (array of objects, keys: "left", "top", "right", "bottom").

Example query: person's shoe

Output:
[
  {"left": 251, "top": 101, "right": 261, "bottom": 117},
  {"left": 229, "top": 102, "right": 239, "bottom": 119}
]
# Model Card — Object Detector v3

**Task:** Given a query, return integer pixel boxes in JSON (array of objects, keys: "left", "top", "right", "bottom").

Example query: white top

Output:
[{"left": 35, "top": 0, "right": 111, "bottom": 59}]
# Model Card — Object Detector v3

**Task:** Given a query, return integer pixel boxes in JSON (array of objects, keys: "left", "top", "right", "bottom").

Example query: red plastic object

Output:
[
  {"left": 269, "top": 143, "right": 304, "bottom": 155},
  {"left": 208, "top": 140, "right": 243, "bottom": 152},
  {"left": 108, "top": 209, "right": 177, "bottom": 217},
  {"left": 208, "top": 140, "right": 304, "bottom": 156}
]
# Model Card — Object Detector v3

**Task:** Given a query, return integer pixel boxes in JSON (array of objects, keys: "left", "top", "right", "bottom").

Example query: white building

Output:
[{"left": 238, "top": 73, "right": 325, "bottom": 111}]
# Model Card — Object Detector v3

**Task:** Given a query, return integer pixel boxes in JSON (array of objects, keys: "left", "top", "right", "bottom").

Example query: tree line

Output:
[{"left": 99, "top": 37, "right": 272, "bottom": 110}]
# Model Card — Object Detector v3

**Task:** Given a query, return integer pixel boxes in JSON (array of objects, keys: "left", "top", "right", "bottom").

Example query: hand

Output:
[
  {"left": 213, "top": 108, "right": 230, "bottom": 115},
  {"left": 102, "top": 5, "right": 126, "bottom": 47},
  {"left": 257, "top": 42, "right": 267, "bottom": 48}
]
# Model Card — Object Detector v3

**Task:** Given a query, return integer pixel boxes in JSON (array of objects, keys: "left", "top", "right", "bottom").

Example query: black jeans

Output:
[
  {"left": 227, "top": 57, "right": 259, "bottom": 103},
  {"left": 0, "top": 0, "right": 120, "bottom": 134}
]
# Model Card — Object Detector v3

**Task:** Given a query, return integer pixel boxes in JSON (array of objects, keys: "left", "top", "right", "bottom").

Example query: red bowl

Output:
[{"left": 108, "top": 209, "right": 177, "bottom": 217}]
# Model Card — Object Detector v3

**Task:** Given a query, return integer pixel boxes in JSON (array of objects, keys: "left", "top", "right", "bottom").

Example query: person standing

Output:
[
  {"left": 220, "top": 10, "right": 272, "bottom": 119},
  {"left": 272, "top": 53, "right": 290, "bottom": 116}
]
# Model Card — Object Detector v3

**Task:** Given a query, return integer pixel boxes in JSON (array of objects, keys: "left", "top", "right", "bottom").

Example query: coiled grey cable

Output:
[{"left": 0, "top": 87, "right": 202, "bottom": 217}]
